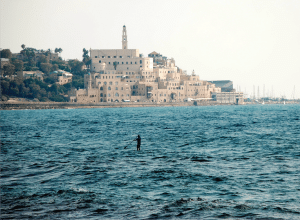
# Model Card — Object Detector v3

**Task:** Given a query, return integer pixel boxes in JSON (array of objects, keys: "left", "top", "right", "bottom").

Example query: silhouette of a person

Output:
[{"left": 135, "top": 135, "right": 141, "bottom": 151}]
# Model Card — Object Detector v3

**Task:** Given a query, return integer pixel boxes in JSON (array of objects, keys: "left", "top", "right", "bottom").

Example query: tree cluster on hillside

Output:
[
  {"left": 0, "top": 45, "right": 89, "bottom": 102},
  {"left": 1, "top": 78, "right": 70, "bottom": 102}
]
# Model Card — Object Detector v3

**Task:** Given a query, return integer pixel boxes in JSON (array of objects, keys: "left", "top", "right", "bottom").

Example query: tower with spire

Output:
[{"left": 122, "top": 25, "right": 128, "bottom": 49}]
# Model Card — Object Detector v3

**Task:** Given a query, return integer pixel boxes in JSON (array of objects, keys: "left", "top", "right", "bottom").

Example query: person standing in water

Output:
[{"left": 135, "top": 135, "right": 141, "bottom": 151}]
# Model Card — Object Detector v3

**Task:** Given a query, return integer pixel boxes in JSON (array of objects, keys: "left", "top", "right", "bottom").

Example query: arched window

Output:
[
  {"left": 108, "top": 93, "right": 111, "bottom": 97},
  {"left": 115, "top": 93, "right": 119, "bottom": 97},
  {"left": 108, "top": 86, "right": 111, "bottom": 90},
  {"left": 100, "top": 87, "right": 103, "bottom": 90},
  {"left": 104, "top": 82, "right": 107, "bottom": 85},
  {"left": 100, "top": 93, "right": 103, "bottom": 97},
  {"left": 109, "top": 82, "right": 112, "bottom": 85}
]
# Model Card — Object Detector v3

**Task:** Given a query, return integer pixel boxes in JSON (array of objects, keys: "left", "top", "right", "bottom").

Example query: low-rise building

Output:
[
  {"left": 56, "top": 70, "right": 72, "bottom": 85},
  {"left": 212, "top": 92, "right": 244, "bottom": 104},
  {"left": 18, "top": 71, "right": 44, "bottom": 81}
]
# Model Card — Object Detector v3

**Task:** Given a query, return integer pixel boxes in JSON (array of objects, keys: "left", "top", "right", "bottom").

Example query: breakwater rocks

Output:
[{"left": 0, "top": 101, "right": 200, "bottom": 110}]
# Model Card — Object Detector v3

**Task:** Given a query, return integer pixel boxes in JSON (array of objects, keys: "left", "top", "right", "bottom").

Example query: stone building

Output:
[
  {"left": 212, "top": 92, "right": 244, "bottom": 104},
  {"left": 70, "top": 26, "right": 222, "bottom": 103},
  {"left": 17, "top": 70, "right": 44, "bottom": 81}
]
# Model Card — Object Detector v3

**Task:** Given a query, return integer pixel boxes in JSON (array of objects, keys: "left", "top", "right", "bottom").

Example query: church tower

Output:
[{"left": 122, "top": 25, "right": 128, "bottom": 49}]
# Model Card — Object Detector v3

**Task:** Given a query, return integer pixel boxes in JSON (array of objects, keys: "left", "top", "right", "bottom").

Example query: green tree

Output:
[
  {"left": 21, "top": 44, "right": 26, "bottom": 50},
  {"left": 1, "top": 49, "right": 12, "bottom": 59},
  {"left": 3, "top": 64, "right": 15, "bottom": 76},
  {"left": 38, "top": 54, "right": 48, "bottom": 63},
  {"left": 19, "top": 83, "right": 30, "bottom": 97},
  {"left": 68, "top": 59, "right": 84, "bottom": 75},
  {"left": 40, "top": 63, "right": 52, "bottom": 74},
  {"left": 51, "top": 64, "right": 59, "bottom": 72},
  {"left": 12, "top": 59, "right": 24, "bottom": 71},
  {"left": 55, "top": 48, "right": 63, "bottom": 53},
  {"left": 1, "top": 79, "right": 10, "bottom": 95},
  {"left": 82, "top": 48, "right": 91, "bottom": 66}
]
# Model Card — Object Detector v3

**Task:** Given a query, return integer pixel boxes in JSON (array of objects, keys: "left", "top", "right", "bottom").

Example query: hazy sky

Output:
[{"left": 1, "top": 0, "right": 300, "bottom": 98}]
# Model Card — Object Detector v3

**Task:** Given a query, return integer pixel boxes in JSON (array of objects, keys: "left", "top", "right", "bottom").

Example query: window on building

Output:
[
  {"left": 121, "top": 87, "right": 123, "bottom": 90},
  {"left": 135, "top": 62, "right": 137, "bottom": 64},
  {"left": 95, "top": 56, "right": 97, "bottom": 58},
  {"left": 100, "top": 93, "right": 103, "bottom": 97},
  {"left": 108, "top": 87, "right": 111, "bottom": 90},
  {"left": 109, "top": 62, "right": 111, "bottom": 64},
  {"left": 109, "top": 82, "right": 112, "bottom": 85},
  {"left": 140, "top": 60, "right": 142, "bottom": 64},
  {"left": 108, "top": 56, "right": 110, "bottom": 58},
  {"left": 102, "top": 56, "right": 105, "bottom": 58},
  {"left": 114, "top": 56, "right": 116, "bottom": 58},
  {"left": 115, "top": 82, "right": 118, "bottom": 85},
  {"left": 99, "top": 60, "right": 101, "bottom": 63},
  {"left": 131, "top": 62, "right": 132, "bottom": 64},
  {"left": 115, "top": 93, "right": 119, "bottom": 97},
  {"left": 116, "top": 87, "right": 118, "bottom": 90},
  {"left": 126, "top": 62, "right": 128, "bottom": 64},
  {"left": 104, "top": 82, "right": 107, "bottom": 85},
  {"left": 108, "top": 93, "right": 111, "bottom": 97},
  {"left": 122, "top": 62, "right": 124, "bottom": 64},
  {"left": 119, "top": 56, "right": 122, "bottom": 58}
]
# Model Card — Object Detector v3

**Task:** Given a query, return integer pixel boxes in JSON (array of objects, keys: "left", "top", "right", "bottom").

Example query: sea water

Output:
[{"left": 1, "top": 104, "right": 300, "bottom": 219}]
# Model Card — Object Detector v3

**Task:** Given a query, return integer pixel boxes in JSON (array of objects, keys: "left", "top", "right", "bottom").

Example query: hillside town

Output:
[
  {"left": 1, "top": 26, "right": 244, "bottom": 105},
  {"left": 69, "top": 26, "right": 243, "bottom": 104}
]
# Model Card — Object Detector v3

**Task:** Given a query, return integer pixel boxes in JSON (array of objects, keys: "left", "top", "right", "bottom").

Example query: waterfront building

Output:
[
  {"left": 70, "top": 26, "right": 222, "bottom": 103},
  {"left": 212, "top": 92, "right": 244, "bottom": 104}
]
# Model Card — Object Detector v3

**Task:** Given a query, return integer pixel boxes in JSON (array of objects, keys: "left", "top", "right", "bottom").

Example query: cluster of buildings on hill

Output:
[
  {"left": 69, "top": 26, "right": 243, "bottom": 104},
  {"left": 1, "top": 48, "right": 73, "bottom": 85}
]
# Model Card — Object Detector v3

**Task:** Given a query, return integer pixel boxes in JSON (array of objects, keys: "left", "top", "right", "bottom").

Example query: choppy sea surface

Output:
[{"left": 1, "top": 104, "right": 300, "bottom": 219}]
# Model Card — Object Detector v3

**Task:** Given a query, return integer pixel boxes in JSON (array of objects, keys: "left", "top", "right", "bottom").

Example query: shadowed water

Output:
[{"left": 1, "top": 104, "right": 300, "bottom": 219}]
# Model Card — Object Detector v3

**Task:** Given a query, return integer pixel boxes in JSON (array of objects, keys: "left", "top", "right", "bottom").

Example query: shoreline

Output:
[{"left": 1, "top": 100, "right": 298, "bottom": 110}]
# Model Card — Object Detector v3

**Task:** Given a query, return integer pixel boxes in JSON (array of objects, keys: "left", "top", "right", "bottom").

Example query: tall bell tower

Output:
[{"left": 122, "top": 25, "right": 128, "bottom": 49}]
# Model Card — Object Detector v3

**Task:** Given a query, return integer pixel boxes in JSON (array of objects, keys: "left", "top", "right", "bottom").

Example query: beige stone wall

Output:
[
  {"left": 75, "top": 88, "right": 99, "bottom": 103},
  {"left": 57, "top": 75, "right": 72, "bottom": 85}
]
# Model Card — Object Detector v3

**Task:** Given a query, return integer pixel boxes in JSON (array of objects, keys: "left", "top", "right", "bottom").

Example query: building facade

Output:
[
  {"left": 70, "top": 26, "right": 223, "bottom": 103},
  {"left": 212, "top": 92, "right": 244, "bottom": 104}
]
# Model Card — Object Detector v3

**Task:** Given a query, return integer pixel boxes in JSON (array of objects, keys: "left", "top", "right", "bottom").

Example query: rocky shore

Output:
[
  {"left": 1, "top": 100, "right": 297, "bottom": 110},
  {"left": 0, "top": 100, "right": 196, "bottom": 110}
]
